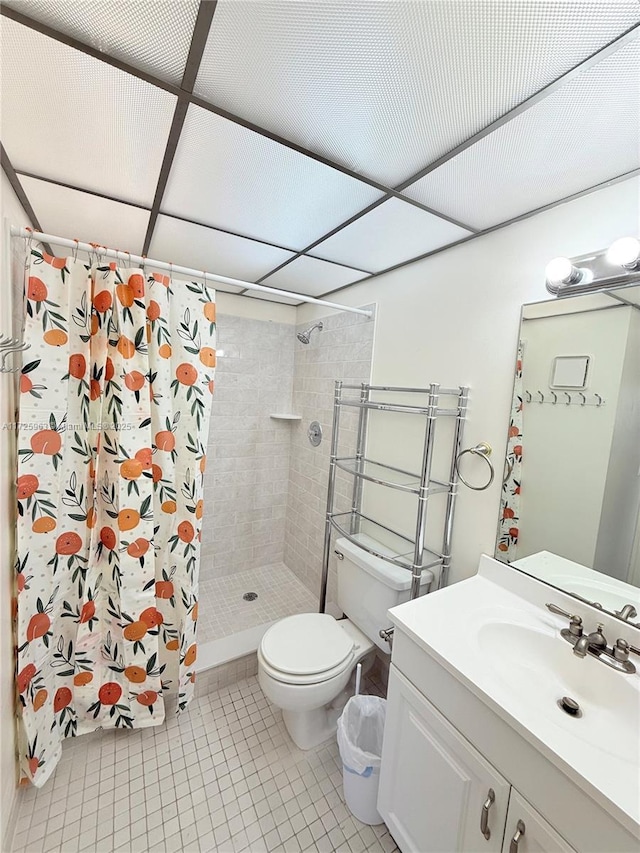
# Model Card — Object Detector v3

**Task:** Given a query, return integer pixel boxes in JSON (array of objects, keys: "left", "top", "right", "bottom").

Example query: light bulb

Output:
[
  {"left": 545, "top": 257, "right": 582, "bottom": 286},
  {"left": 607, "top": 237, "right": 640, "bottom": 270}
]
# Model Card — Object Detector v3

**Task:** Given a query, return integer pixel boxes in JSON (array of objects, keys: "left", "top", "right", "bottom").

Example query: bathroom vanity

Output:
[{"left": 377, "top": 556, "right": 640, "bottom": 853}]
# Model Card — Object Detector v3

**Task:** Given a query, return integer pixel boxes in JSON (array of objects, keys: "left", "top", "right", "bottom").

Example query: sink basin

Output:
[
  {"left": 388, "top": 555, "right": 640, "bottom": 835},
  {"left": 477, "top": 620, "right": 640, "bottom": 764}
]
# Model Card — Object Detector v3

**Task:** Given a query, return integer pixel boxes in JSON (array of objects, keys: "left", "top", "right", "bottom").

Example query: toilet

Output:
[{"left": 258, "top": 535, "right": 433, "bottom": 749}]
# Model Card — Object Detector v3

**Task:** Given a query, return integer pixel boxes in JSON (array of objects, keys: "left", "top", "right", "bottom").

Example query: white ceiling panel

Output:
[
  {"left": 310, "top": 199, "right": 472, "bottom": 272},
  {"left": 1, "top": 17, "right": 177, "bottom": 206},
  {"left": 148, "top": 215, "right": 297, "bottom": 285},
  {"left": 19, "top": 176, "right": 149, "bottom": 254},
  {"left": 2, "top": 0, "right": 199, "bottom": 84},
  {"left": 403, "top": 38, "right": 640, "bottom": 230},
  {"left": 195, "top": 0, "right": 640, "bottom": 187},
  {"left": 161, "top": 105, "right": 383, "bottom": 250},
  {"left": 262, "top": 255, "right": 370, "bottom": 297}
]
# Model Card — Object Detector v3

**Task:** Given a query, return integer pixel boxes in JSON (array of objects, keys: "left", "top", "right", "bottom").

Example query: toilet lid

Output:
[{"left": 260, "top": 614, "right": 355, "bottom": 676}]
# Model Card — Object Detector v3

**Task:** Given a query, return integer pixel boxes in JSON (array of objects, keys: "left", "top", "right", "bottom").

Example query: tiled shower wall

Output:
[
  {"left": 201, "top": 315, "right": 295, "bottom": 579},
  {"left": 284, "top": 307, "right": 375, "bottom": 607}
]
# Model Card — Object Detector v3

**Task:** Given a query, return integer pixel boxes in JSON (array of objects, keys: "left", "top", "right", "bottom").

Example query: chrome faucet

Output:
[
  {"left": 546, "top": 603, "right": 640, "bottom": 674},
  {"left": 572, "top": 624, "right": 607, "bottom": 658}
]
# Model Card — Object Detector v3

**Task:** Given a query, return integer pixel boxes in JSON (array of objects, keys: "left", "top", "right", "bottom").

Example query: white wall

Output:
[
  {"left": 0, "top": 172, "right": 31, "bottom": 846},
  {"left": 297, "top": 176, "right": 640, "bottom": 583}
]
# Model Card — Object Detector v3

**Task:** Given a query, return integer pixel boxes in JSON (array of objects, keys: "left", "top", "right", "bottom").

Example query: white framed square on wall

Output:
[{"left": 549, "top": 355, "right": 590, "bottom": 389}]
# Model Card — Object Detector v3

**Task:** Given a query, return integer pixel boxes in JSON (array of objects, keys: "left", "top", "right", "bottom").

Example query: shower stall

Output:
[{"left": 195, "top": 306, "right": 376, "bottom": 669}]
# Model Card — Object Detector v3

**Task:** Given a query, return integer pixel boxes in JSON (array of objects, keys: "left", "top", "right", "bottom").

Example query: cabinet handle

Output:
[
  {"left": 509, "top": 820, "right": 526, "bottom": 853},
  {"left": 480, "top": 789, "right": 495, "bottom": 840}
]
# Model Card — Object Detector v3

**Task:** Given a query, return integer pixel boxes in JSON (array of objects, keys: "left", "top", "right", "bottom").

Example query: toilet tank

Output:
[{"left": 335, "top": 534, "right": 434, "bottom": 652}]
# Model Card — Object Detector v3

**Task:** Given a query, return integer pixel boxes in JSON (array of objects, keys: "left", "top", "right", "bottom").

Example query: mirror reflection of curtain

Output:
[{"left": 497, "top": 341, "right": 522, "bottom": 560}]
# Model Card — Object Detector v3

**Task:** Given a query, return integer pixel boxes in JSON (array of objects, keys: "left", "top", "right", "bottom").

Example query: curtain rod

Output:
[{"left": 10, "top": 226, "right": 373, "bottom": 318}]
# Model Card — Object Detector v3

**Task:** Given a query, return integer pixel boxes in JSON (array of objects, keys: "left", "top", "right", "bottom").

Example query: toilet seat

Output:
[{"left": 259, "top": 613, "right": 355, "bottom": 685}]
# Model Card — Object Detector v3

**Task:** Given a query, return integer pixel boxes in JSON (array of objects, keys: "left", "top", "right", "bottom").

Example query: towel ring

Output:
[{"left": 455, "top": 442, "right": 495, "bottom": 491}]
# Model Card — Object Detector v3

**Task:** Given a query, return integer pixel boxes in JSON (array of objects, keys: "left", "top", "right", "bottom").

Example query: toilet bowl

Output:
[
  {"left": 258, "top": 613, "right": 374, "bottom": 750},
  {"left": 258, "top": 535, "right": 433, "bottom": 750}
]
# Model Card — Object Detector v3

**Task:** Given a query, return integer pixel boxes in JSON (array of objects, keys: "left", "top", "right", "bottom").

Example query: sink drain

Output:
[
  {"left": 557, "top": 696, "right": 582, "bottom": 717},
  {"left": 243, "top": 592, "right": 258, "bottom": 601}
]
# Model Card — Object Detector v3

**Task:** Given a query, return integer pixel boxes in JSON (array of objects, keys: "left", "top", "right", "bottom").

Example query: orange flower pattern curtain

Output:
[
  {"left": 497, "top": 341, "right": 523, "bottom": 560},
  {"left": 15, "top": 250, "right": 216, "bottom": 787}
]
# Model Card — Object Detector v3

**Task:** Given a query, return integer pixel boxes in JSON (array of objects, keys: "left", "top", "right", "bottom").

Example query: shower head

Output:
[{"left": 296, "top": 321, "right": 323, "bottom": 344}]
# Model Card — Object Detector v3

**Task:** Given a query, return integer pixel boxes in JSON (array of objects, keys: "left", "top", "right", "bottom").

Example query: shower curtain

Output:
[{"left": 15, "top": 248, "right": 216, "bottom": 787}]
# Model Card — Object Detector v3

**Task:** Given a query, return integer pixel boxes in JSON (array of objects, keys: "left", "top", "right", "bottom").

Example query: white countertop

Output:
[{"left": 388, "top": 556, "right": 640, "bottom": 839}]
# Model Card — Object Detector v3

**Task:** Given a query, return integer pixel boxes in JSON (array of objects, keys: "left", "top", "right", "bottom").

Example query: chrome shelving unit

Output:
[{"left": 319, "top": 381, "right": 468, "bottom": 612}]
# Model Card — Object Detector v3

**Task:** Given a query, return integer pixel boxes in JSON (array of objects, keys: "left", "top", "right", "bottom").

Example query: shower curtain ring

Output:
[
  {"left": 595, "top": 393, "right": 603, "bottom": 406},
  {"left": 524, "top": 391, "right": 531, "bottom": 403},
  {"left": 23, "top": 232, "right": 34, "bottom": 269},
  {"left": 536, "top": 390, "right": 544, "bottom": 404},
  {"left": 72, "top": 239, "right": 79, "bottom": 264},
  {"left": 141, "top": 255, "right": 146, "bottom": 275},
  {"left": 578, "top": 392, "right": 586, "bottom": 406},
  {"left": 564, "top": 392, "right": 572, "bottom": 405},
  {"left": 549, "top": 391, "right": 557, "bottom": 404}
]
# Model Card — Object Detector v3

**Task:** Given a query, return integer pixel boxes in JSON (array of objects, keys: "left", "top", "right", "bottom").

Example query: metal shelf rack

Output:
[{"left": 320, "top": 381, "right": 468, "bottom": 613}]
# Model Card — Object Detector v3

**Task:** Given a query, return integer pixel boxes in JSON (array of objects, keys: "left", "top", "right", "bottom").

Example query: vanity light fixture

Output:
[
  {"left": 544, "top": 257, "right": 585, "bottom": 287},
  {"left": 606, "top": 236, "right": 640, "bottom": 271},
  {"left": 545, "top": 238, "right": 640, "bottom": 296}
]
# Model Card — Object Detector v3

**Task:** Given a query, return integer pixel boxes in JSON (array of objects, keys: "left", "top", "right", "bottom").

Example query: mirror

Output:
[{"left": 496, "top": 282, "right": 640, "bottom": 626}]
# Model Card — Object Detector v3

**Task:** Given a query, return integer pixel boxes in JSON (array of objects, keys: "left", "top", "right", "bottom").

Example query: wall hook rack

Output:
[{"left": 524, "top": 389, "right": 604, "bottom": 407}]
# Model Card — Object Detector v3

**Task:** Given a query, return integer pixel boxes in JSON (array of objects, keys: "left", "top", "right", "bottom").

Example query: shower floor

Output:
[{"left": 197, "top": 563, "right": 317, "bottom": 644}]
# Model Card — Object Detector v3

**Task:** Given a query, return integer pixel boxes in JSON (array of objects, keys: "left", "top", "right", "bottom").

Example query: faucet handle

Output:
[
  {"left": 546, "top": 603, "right": 583, "bottom": 636},
  {"left": 613, "top": 639, "right": 630, "bottom": 662},
  {"left": 614, "top": 638, "right": 640, "bottom": 661},
  {"left": 546, "top": 603, "right": 577, "bottom": 618}
]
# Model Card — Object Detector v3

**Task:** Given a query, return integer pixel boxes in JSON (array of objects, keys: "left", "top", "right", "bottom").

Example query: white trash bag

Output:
[{"left": 337, "top": 694, "right": 387, "bottom": 825}]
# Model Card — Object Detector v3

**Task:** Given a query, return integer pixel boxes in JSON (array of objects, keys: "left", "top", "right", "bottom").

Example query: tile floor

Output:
[
  {"left": 197, "top": 565, "right": 317, "bottom": 643},
  {"left": 11, "top": 674, "right": 398, "bottom": 853}
]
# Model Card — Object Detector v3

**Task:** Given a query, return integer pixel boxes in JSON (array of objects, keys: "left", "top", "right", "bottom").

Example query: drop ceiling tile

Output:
[
  {"left": 309, "top": 199, "right": 472, "bottom": 272},
  {"left": 161, "top": 104, "right": 383, "bottom": 250},
  {"left": 18, "top": 176, "right": 149, "bottom": 254},
  {"left": 2, "top": 0, "right": 199, "bottom": 84},
  {"left": 403, "top": 38, "right": 640, "bottom": 230},
  {"left": 195, "top": 0, "right": 640, "bottom": 186},
  {"left": 1, "top": 17, "right": 177, "bottom": 206},
  {"left": 262, "top": 255, "right": 369, "bottom": 297},
  {"left": 148, "top": 215, "right": 297, "bottom": 285}
]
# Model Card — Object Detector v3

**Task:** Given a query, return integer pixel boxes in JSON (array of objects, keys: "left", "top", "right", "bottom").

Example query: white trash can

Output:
[{"left": 336, "top": 694, "right": 386, "bottom": 825}]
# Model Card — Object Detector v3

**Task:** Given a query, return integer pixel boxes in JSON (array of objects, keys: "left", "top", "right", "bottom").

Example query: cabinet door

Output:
[
  {"left": 502, "top": 790, "right": 577, "bottom": 853},
  {"left": 378, "top": 666, "right": 510, "bottom": 853}
]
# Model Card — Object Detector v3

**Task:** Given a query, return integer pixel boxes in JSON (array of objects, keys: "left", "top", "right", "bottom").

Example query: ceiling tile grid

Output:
[
  {"left": 1, "top": 17, "right": 177, "bottom": 207},
  {"left": 194, "top": 0, "right": 640, "bottom": 187},
  {"left": 19, "top": 175, "right": 150, "bottom": 254},
  {"left": 2, "top": 0, "right": 199, "bottom": 84},
  {"left": 402, "top": 37, "right": 640, "bottom": 230},
  {"left": 261, "top": 254, "right": 369, "bottom": 296},
  {"left": 148, "top": 214, "right": 297, "bottom": 285},
  {"left": 2, "top": 2, "right": 639, "bottom": 300},
  {"left": 309, "top": 198, "right": 473, "bottom": 272},
  {"left": 160, "top": 104, "right": 383, "bottom": 249}
]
